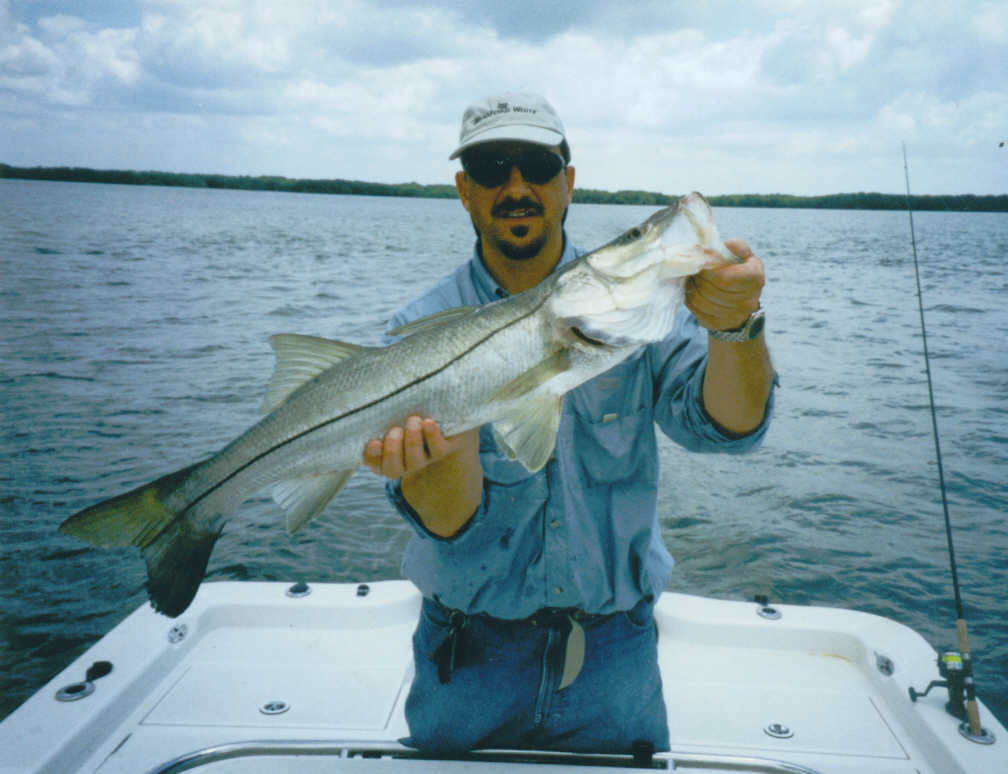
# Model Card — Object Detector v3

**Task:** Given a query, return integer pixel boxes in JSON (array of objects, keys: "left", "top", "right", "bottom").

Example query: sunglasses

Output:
[{"left": 461, "top": 148, "right": 565, "bottom": 188}]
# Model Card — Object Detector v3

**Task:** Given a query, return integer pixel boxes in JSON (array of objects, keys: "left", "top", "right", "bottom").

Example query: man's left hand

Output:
[{"left": 685, "top": 239, "right": 764, "bottom": 332}]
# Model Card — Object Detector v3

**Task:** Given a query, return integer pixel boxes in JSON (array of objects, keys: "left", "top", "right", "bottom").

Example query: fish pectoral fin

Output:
[
  {"left": 491, "top": 394, "right": 563, "bottom": 473},
  {"left": 487, "top": 350, "right": 571, "bottom": 404},
  {"left": 263, "top": 334, "right": 373, "bottom": 414},
  {"left": 273, "top": 470, "right": 355, "bottom": 534},
  {"left": 385, "top": 306, "right": 480, "bottom": 338},
  {"left": 487, "top": 352, "right": 568, "bottom": 471}
]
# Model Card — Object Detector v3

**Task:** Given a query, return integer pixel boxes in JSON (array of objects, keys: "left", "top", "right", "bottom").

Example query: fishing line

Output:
[{"left": 901, "top": 142, "right": 988, "bottom": 741}]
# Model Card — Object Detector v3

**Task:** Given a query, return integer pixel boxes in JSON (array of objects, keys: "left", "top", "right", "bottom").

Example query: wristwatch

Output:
[{"left": 710, "top": 305, "right": 765, "bottom": 343}]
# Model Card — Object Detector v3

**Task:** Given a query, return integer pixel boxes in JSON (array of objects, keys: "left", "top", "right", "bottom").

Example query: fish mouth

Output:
[{"left": 571, "top": 326, "right": 608, "bottom": 347}]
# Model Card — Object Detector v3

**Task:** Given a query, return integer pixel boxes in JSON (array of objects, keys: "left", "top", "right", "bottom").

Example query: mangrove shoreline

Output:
[{"left": 3, "top": 163, "right": 1006, "bottom": 212}]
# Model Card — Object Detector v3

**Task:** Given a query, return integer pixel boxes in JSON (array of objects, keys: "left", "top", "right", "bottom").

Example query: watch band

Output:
[{"left": 710, "top": 305, "right": 765, "bottom": 343}]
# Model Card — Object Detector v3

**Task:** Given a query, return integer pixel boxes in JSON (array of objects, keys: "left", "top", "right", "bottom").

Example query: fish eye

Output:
[{"left": 620, "top": 226, "right": 643, "bottom": 243}]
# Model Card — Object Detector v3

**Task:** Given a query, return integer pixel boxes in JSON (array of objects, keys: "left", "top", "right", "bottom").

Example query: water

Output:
[{"left": 1, "top": 179, "right": 1006, "bottom": 726}]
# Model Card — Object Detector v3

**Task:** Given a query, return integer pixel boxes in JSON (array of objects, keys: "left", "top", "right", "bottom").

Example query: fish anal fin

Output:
[
  {"left": 386, "top": 306, "right": 480, "bottom": 338},
  {"left": 273, "top": 470, "right": 355, "bottom": 534},
  {"left": 263, "top": 334, "right": 370, "bottom": 414},
  {"left": 491, "top": 394, "right": 563, "bottom": 472}
]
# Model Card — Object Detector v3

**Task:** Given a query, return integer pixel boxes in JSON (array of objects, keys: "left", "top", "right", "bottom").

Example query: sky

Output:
[{"left": 1, "top": 0, "right": 1005, "bottom": 196}]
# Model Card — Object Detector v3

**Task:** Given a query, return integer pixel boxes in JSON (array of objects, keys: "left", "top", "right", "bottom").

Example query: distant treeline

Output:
[
  {"left": 0, "top": 163, "right": 458, "bottom": 199},
  {"left": 3, "top": 163, "right": 1006, "bottom": 212},
  {"left": 573, "top": 188, "right": 1008, "bottom": 212}
]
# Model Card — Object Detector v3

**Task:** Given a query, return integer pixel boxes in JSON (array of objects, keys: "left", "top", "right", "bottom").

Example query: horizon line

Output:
[{"left": 2, "top": 163, "right": 1006, "bottom": 212}]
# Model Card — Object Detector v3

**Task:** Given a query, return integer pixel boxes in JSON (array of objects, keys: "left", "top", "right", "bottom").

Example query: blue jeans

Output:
[{"left": 402, "top": 597, "right": 669, "bottom": 754}]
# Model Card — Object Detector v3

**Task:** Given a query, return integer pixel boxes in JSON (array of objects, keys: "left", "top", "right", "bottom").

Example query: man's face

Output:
[{"left": 456, "top": 141, "right": 575, "bottom": 262}]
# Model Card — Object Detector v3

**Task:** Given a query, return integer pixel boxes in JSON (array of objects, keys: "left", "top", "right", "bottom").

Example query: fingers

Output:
[
  {"left": 363, "top": 416, "right": 457, "bottom": 479},
  {"left": 723, "top": 238, "right": 753, "bottom": 261},
  {"left": 363, "top": 437, "right": 385, "bottom": 475},
  {"left": 402, "top": 416, "right": 428, "bottom": 471},
  {"left": 419, "top": 417, "right": 451, "bottom": 458},
  {"left": 686, "top": 246, "right": 764, "bottom": 332}
]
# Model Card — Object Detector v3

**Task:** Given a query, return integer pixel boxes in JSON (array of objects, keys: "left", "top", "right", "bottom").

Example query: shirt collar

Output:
[{"left": 468, "top": 234, "right": 580, "bottom": 302}]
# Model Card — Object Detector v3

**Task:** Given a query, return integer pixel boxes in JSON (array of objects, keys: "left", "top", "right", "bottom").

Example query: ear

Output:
[
  {"left": 564, "top": 165, "right": 575, "bottom": 205},
  {"left": 455, "top": 170, "right": 471, "bottom": 212}
]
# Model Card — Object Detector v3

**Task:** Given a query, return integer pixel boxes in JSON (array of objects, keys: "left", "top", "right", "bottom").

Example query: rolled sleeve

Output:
[
  {"left": 676, "top": 360, "right": 776, "bottom": 453},
  {"left": 651, "top": 310, "right": 775, "bottom": 454}
]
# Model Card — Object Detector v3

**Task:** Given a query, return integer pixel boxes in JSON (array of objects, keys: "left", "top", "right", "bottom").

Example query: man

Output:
[{"left": 364, "top": 93, "right": 775, "bottom": 754}]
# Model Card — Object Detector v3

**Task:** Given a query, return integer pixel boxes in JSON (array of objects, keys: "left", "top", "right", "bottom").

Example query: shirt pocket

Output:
[
  {"left": 567, "top": 360, "right": 655, "bottom": 485},
  {"left": 570, "top": 404, "right": 654, "bottom": 485}
]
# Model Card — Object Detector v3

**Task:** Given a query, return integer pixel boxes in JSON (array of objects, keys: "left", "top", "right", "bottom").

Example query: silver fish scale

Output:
[{"left": 181, "top": 281, "right": 563, "bottom": 520}]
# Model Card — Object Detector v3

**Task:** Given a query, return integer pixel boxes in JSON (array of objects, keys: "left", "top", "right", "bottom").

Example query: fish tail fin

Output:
[
  {"left": 142, "top": 518, "right": 223, "bottom": 617},
  {"left": 59, "top": 463, "right": 220, "bottom": 617}
]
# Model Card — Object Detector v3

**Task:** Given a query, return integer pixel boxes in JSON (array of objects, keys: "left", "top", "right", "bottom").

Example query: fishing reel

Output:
[
  {"left": 909, "top": 650, "right": 996, "bottom": 744},
  {"left": 909, "top": 650, "right": 971, "bottom": 720}
]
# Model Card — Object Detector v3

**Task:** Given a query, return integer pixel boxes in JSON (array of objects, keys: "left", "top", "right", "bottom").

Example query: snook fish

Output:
[{"left": 59, "top": 192, "right": 739, "bottom": 617}]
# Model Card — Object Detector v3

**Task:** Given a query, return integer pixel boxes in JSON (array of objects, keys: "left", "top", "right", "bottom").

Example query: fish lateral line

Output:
[
  {"left": 57, "top": 191, "right": 732, "bottom": 618},
  {"left": 180, "top": 292, "right": 556, "bottom": 516}
]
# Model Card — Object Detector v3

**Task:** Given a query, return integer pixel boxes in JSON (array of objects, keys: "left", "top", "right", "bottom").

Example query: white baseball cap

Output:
[{"left": 449, "top": 92, "right": 568, "bottom": 160}]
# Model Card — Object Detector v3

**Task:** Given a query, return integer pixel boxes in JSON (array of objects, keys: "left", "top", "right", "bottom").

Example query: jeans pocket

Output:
[{"left": 622, "top": 596, "right": 655, "bottom": 630}]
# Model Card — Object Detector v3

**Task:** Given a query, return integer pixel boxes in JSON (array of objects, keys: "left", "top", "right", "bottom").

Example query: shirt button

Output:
[
  {"left": 553, "top": 586, "right": 563, "bottom": 595},
  {"left": 549, "top": 519, "right": 561, "bottom": 529}
]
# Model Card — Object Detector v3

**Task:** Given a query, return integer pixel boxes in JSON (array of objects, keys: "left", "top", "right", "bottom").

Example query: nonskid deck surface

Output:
[{"left": 1, "top": 581, "right": 1004, "bottom": 774}]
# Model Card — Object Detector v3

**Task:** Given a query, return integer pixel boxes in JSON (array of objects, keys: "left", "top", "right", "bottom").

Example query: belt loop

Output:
[{"left": 433, "top": 608, "right": 467, "bottom": 684}]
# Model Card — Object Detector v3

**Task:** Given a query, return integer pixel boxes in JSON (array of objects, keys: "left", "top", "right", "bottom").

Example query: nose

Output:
[{"left": 501, "top": 163, "right": 533, "bottom": 192}]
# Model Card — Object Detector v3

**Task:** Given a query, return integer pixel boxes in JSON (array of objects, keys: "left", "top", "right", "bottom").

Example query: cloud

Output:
[
  {"left": 0, "top": 0, "right": 1004, "bottom": 194},
  {"left": 0, "top": 7, "right": 139, "bottom": 107}
]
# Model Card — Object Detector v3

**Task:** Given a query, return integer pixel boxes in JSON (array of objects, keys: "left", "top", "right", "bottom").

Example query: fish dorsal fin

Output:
[
  {"left": 491, "top": 394, "right": 563, "bottom": 473},
  {"left": 262, "top": 334, "right": 370, "bottom": 414},
  {"left": 386, "top": 306, "right": 480, "bottom": 338},
  {"left": 273, "top": 469, "right": 355, "bottom": 534}
]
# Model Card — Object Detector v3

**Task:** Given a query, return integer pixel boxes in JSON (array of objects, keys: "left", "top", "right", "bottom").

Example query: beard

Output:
[
  {"left": 473, "top": 198, "right": 566, "bottom": 261},
  {"left": 491, "top": 228, "right": 548, "bottom": 261}
]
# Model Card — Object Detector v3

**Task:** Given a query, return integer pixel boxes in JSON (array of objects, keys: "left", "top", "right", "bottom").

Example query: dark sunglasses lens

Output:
[
  {"left": 519, "top": 152, "right": 564, "bottom": 184},
  {"left": 464, "top": 156, "right": 509, "bottom": 187},
  {"left": 464, "top": 151, "right": 563, "bottom": 187}
]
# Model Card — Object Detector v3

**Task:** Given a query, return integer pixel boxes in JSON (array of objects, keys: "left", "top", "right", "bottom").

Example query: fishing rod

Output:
[{"left": 901, "top": 142, "right": 993, "bottom": 744}]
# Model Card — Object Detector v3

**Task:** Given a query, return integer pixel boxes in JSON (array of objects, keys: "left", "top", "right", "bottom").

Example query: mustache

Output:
[{"left": 491, "top": 198, "right": 543, "bottom": 217}]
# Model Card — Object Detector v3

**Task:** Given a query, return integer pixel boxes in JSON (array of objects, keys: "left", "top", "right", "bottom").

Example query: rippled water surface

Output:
[{"left": 2, "top": 179, "right": 1006, "bottom": 725}]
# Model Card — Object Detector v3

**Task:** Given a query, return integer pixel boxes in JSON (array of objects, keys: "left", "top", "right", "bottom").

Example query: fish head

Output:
[
  {"left": 550, "top": 192, "right": 739, "bottom": 348},
  {"left": 586, "top": 192, "right": 737, "bottom": 278}
]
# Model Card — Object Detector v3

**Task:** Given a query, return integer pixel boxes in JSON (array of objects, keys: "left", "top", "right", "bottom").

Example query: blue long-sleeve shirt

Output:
[{"left": 387, "top": 236, "right": 774, "bottom": 619}]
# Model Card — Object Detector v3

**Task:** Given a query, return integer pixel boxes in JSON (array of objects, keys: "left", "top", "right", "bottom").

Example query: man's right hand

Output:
[{"left": 364, "top": 417, "right": 483, "bottom": 538}]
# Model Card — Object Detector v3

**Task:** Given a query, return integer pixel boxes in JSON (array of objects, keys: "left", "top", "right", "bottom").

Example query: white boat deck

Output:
[{"left": 2, "top": 580, "right": 1004, "bottom": 773}]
